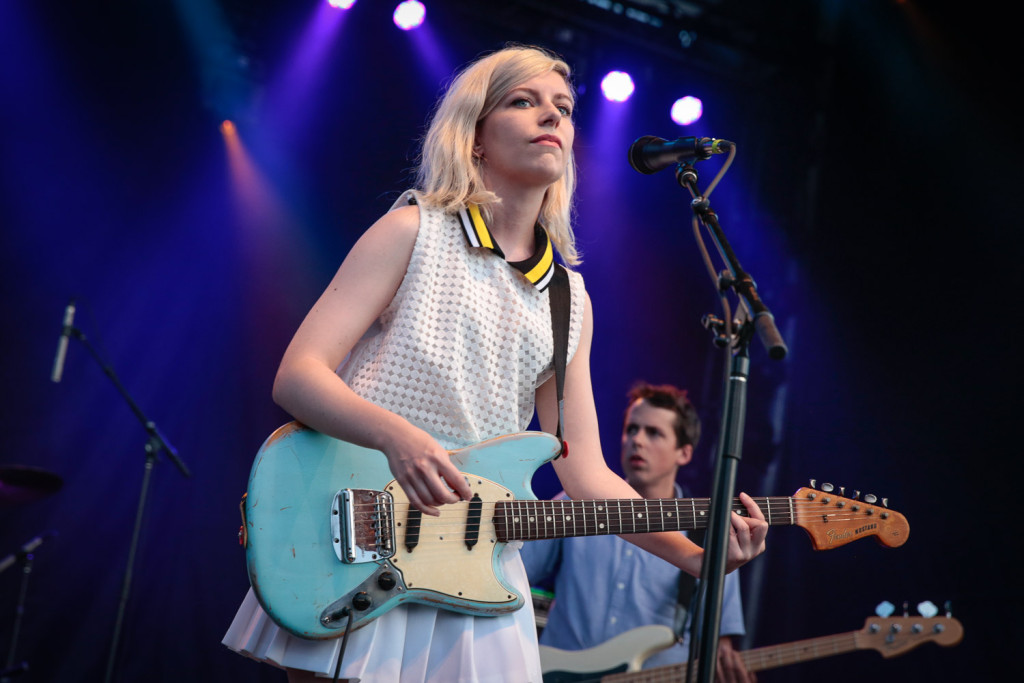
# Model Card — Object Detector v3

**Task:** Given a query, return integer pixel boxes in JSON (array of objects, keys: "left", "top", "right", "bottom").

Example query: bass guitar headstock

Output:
[{"left": 854, "top": 600, "right": 964, "bottom": 657}]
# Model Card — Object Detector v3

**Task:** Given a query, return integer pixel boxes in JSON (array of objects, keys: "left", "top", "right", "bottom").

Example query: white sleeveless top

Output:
[{"left": 223, "top": 192, "right": 586, "bottom": 681}]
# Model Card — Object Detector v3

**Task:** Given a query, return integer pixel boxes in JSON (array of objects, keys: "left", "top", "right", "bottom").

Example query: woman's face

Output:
[{"left": 473, "top": 70, "right": 575, "bottom": 191}]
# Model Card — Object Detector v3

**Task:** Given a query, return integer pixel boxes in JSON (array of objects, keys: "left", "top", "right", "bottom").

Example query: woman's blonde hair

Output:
[{"left": 416, "top": 44, "right": 580, "bottom": 265}]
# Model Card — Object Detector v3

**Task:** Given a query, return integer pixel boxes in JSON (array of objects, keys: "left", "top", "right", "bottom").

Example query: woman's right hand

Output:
[{"left": 382, "top": 425, "right": 474, "bottom": 516}]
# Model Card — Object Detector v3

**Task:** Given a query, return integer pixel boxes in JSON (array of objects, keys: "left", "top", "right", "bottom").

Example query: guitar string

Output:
[
  {"left": 344, "top": 498, "right": 901, "bottom": 542},
  {"left": 350, "top": 497, "right": 896, "bottom": 518},
  {"left": 348, "top": 500, "right": 897, "bottom": 527},
  {"left": 350, "top": 498, "right": 895, "bottom": 518}
]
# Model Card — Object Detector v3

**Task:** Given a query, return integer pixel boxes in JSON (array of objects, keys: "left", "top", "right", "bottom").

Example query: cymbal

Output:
[{"left": 0, "top": 465, "right": 63, "bottom": 505}]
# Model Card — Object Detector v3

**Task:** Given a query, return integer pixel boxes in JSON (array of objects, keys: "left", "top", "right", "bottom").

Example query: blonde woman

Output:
[{"left": 223, "top": 44, "right": 767, "bottom": 682}]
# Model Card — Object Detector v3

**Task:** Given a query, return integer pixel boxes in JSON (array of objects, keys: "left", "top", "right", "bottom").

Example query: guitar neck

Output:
[
  {"left": 739, "top": 630, "right": 859, "bottom": 672},
  {"left": 496, "top": 496, "right": 792, "bottom": 542},
  {"left": 604, "top": 631, "right": 860, "bottom": 682}
]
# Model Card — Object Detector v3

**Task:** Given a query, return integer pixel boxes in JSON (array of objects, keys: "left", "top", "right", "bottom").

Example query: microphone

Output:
[
  {"left": 628, "top": 135, "right": 733, "bottom": 175},
  {"left": 50, "top": 299, "right": 76, "bottom": 383}
]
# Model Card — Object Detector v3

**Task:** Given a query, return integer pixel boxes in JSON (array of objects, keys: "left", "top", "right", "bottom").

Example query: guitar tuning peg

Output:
[
  {"left": 852, "top": 490, "right": 860, "bottom": 500},
  {"left": 839, "top": 486, "right": 846, "bottom": 496},
  {"left": 944, "top": 600, "right": 953, "bottom": 617},
  {"left": 864, "top": 493, "right": 878, "bottom": 504},
  {"left": 821, "top": 482, "right": 834, "bottom": 493},
  {"left": 809, "top": 479, "right": 817, "bottom": 489},
  {"left": 882, "top": 497, "right": 889, "bottom": 508},
  {"left": 875, "top": 600, "right": 895, "bottom": 617},
  {"left": 902, "top": 600, "right": 909, "bottom": 617},
  {"left": 917, "top": 600, "right": 938, "bottom": 618}
]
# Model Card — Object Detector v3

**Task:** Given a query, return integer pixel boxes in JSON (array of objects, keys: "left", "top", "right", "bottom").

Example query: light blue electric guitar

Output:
[{"left": 241, "top": 422, "right": 909, "bottom": 640}]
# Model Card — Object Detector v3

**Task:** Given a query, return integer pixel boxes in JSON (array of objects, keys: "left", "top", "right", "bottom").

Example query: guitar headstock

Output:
[
  {"left": 791, "top": 482, "right": 909, "bottom": 550},
  {"left": 854, "top": 614, "right": 964, "bottom": 657}
]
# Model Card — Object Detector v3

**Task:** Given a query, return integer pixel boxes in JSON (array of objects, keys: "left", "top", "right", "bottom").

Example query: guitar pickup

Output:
[{"left": 332, "top": 488, "right": 396, "bottom": 564}]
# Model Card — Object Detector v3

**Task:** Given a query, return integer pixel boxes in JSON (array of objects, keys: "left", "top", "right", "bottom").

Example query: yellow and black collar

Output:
[{"left": 457, "top": 204, "right": 556, "bottom": 291}]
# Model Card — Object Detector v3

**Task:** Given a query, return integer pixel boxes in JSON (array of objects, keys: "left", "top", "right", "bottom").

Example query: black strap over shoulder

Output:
[
  {"left": 548, "top": 264, "right": 570, "bottom": 448},
  {"left": 676, "top": 528, "right": 706, "bottom": 611}
]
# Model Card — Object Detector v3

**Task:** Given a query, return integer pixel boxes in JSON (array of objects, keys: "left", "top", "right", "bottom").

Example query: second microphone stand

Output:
[{"left": 61, "top": 323, "right": 191, "bottom": 683}]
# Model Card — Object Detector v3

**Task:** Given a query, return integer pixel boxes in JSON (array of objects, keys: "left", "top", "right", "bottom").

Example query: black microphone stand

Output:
[
  {"left": 60, "top": 324, "right": 191, "bottom": 683},
  {"left": 673, "top": 162, "right": 786, "bottom": 683}
]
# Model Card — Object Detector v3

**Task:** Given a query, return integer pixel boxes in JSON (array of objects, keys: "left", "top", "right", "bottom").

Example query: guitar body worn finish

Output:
[
  {"left": 244, "top": 423, "right": 562, "bottom": 640},
  {"left": 539, "top": 625, "right": 676, "bottom": 680}
]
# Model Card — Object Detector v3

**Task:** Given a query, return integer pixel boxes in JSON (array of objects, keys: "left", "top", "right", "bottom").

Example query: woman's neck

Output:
[{"left": 484, "top": 183, "right": 547, "bottom": 262}]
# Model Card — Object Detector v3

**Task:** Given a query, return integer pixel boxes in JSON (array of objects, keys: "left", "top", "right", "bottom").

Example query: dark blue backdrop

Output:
[{"left": 1, "top": 1, "right": 1018, "bottom": 681}]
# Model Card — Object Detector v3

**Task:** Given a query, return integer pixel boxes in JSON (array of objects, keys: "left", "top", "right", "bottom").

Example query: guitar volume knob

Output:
[
  {"left": 352, "top": 592, "right": 372, "bottom": 611},
  {"left": 378, "top": 572, "right": 397, "bottom": 591}
]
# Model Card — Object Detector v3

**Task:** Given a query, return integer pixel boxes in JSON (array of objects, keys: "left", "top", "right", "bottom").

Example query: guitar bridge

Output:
[{"left": 332, "top": 489, "right": 396, "bottom": 564}]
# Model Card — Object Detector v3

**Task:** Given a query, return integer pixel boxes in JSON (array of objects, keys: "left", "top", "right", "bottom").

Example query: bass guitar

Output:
[
  {"left": 539, "top": 612, "right": 963, "bottom": 681},
  {"left": 241, "top": 424, "right": 909, "bottom": 639}
]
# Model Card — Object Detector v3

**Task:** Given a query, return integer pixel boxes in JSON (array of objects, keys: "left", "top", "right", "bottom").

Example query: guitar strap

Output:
[
  {"left": 674, "top": 528, "right": 706, "bottom": 638},
  {"left": 548, "top": 264, "right": 570, "bottom": 454}
]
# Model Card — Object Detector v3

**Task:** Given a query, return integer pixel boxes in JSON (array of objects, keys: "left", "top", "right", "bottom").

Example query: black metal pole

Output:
[
  {"left": 103, "top": 445, "right": 157, "bottom": 683},
  {"left": 693, "top": 335, "right": 751, "bottom": 683}
]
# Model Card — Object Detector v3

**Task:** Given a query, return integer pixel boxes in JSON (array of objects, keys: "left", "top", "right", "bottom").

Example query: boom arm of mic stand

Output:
[
  {"left": 67, "top": 328, "right": 191, "bottom": 478},
  {"left": 676, "top": 164, "right": 788, "bottom": 360}
]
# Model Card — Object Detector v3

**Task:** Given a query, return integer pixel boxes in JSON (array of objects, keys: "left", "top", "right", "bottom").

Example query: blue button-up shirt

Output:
[{"left": 521, "top": 486, "right": 746, "bottom": 670}]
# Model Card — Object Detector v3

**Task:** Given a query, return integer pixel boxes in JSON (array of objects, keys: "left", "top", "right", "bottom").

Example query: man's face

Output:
[{"left": 620, "top": 399, "right": 691, "bottom": 497}]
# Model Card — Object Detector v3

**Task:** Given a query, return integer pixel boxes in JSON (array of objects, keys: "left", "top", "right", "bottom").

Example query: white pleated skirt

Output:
[{"left": 222, "top": 543, "right": 542, "bottom": 682}]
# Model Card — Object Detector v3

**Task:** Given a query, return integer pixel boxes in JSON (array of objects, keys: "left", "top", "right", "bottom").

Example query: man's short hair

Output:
[{"left": 625, "top": 381, "right": 701, "bottom": 449}]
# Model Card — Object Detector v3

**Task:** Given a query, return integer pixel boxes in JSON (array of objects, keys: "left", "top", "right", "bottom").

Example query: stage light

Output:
[
  {"left": 393, "top": 1, "right": 426, "bottom": 30},
  {"left": 327, "top": 0, "right": 356, "bottom": 9},
  {"left": 220, "top": 120, "right": 237, "bottom": 136},
  {"left": 600, "top": 71, "right": 634, "bottom": 102},
  {"left": 670, "top": 96, "right": 703, "bottom": 125}
]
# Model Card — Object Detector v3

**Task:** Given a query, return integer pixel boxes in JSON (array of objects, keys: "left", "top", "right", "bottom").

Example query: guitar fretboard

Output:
[{"left": 493, "top": 497, "right": 794, "bottom": 542}]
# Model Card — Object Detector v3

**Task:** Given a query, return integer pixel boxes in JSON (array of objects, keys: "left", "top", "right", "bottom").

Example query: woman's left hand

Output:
[{"left": 725, "top": 492, "right": 768, "bottom": 573}]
